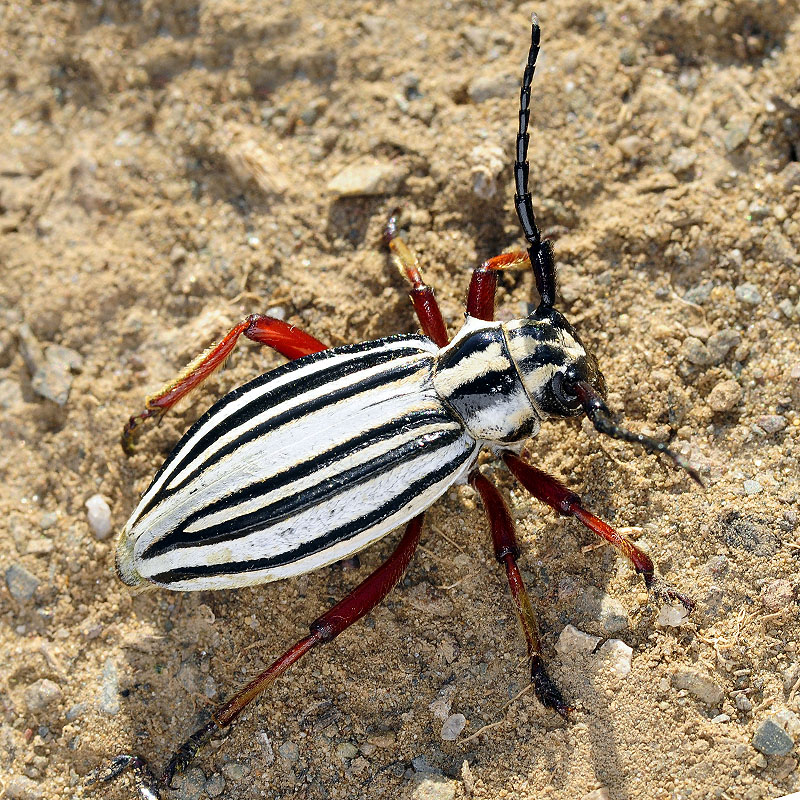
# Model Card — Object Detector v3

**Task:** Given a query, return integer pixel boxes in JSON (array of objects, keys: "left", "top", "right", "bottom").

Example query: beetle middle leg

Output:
[
  {"left": 122, "top": 314, "right": 327, "bottom": 453},
  {"left": 503, "top": 453, "right": 694, "bottom": 611},
  {"left": 469, "top": 470, "right": 569, "bottom": 717}
]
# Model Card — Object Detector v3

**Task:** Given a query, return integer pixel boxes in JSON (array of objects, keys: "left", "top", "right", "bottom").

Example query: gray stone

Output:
[
  {"left": 706, "top": 329, "right": 741, "bottom": 363},
  {"left": 736, "top": 695, "right": 753, "bottom": 712},
  {"left": 735, "top": 283, "right": 762, "bottom": 306},
  {"left": 5, "top": 564, "right": 39, "bottom": 602},
  {"left": 278, "top": 740, "right": 299, "bottom": 761},
  {"left": 256, "top": 730, "right": 275, "bottom": 765},
  {"left": 671, "top": 669, "right": 724, "bottom": 706},
  {"left": 763, "top": 230, "right": 798, "bottom": 265},
  {"left": 681, "top": 336, "right": 712, "bottom": 366},
  {"left": 668, "top": 147, "right": 697, "bottom": 174},
  {"left": 327, "top": 161, "right": 405, "bottom": 197},
  {"left": 555, "top": 624, "right": 601, "bottom": 656},
  {"left": 756, "top": 415, "right": 787, "bottom": 434},
  {"left": 752, "top": 719, "right": 794, "bottom": 756},
  {"left": 205, "top": 773, "right": 225, "bottom": 797},
  {"left": 440, "top": 713, "right": 466, "bottom": 741},
  {"left": 760, "top": 579, "right": 795, "bottom": 612},
  {"left": 221, "top": 761, "right": 250, "bottom": 780},
  {"left": 85, "top": 494, "right": 113, "bottom": 539},
  {"left": 467, "top": 72, "right": 518, "bottom": 103},
  {"left": 24, "top": 679, "right": 62, "bottom": 714},
  {"left": 684, "top": 281, "right": 713, "bottom": 304},
  {"left": 175, "top": 767, "right": 205, "bottom": 800},
  {"left": 4, "top": 775, "right": 44, "bottom": 800},
  {"left": 780, "top": 162, "right": 800, "bottom": 191},
  {"left": 743, "top": 480, "right": 762, "bottom": 495},
  {"left": 576, "top": 587, "right": 630, "bottom": 634},
  {"left": 99, "top": 658, "right": 120, "bottom": 715},
  {"left": 66, "top": 702, "right": 87, "bottom": 721}
]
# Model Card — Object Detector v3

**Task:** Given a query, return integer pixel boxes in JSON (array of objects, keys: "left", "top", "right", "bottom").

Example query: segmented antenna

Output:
[{"left": 514, "top": 15, "right": 557, "bottom": 310}]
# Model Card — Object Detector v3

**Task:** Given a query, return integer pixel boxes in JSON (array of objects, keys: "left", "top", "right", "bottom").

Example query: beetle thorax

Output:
[{"left": 432, "top": 317, "right": 541, "bottom": 444}]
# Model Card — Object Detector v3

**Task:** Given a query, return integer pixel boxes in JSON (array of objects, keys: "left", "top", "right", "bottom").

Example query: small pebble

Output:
[
  {"left": 684, "top": 281, "right": 713, "bottom": 304},
  {"left": 176, "top": 767, "right": 205, "bottom": 800},
  {"left": 327, "top": 161, "right": 405, "bottom": 197},
  {"left": 0, "top": 377, "right": 23, "bottom": 409},
  {"left": 440, "top": 713, "right": 467, "bottom": 741},
  {"left": 576, "top": 587, "right": 630, "bottom": 634},
  {"left": 85, "top": 494, "right": 113, "bottom": 539},
  {"left": 711, "top": 713, "right": 730, "bottom": 724},
  {"left": 24, "top": 679, "right": 62, "bottom": 714},
  {"left": 736, "top": 695, "right": 753, "bottom": 713},
  {"left": 656, "top": 604, "right": 690, "bottom": 627},
  {"left": 706, "top": 329, "right": 741, "bottom": 363},
  {"left": 761, "top": 579, "right": 795, "bottom": 612},
  {"left": 221, "top": 761, "right": 250, "bottom": 780},
  {"left": 596, "top": 639, "right": 632, "bottom": 678},
  {"left": 555, "top": 624, "right": 601, "bottom": 655},
  {"left": 412, "top": 755, "right": 442, "bottom": 775},
  {"left": 780, "top": 162, "right": 800, "bottom": 191},
  {"left": 671, "top": 669, "right": 724, "bottom": 705},
  {"left": 467, "top": 72, "right": 518, "bottom": 103},
  {"left": 336, "top": 742, "right": 359, "bottom": 760},
  {"left": 756, "top": 415, "right": 787, "bottom": 434},
  {"left": 735, "top": 283, "right": 762, "bottom": 306},
  {"left": 65, "top": 702, "right": 87, "bottom": 721},
  {"left": 752, "top": 719, "right": 794, "bottom": 756},
  {"left": 724, "top": 116, "right": 751, "bottom": 152},
  {"left": 581, "top": 790, "right": 610, "bottom": 800},
  {"left": 743, "top": 479, "right": 762, "bottom": 495},
  {"left": 411, "top": 775, "right": 457, "bottom": 800},
  {"left": 99, "top": 658, "right": 120, "bottom": 715},
  {"left": 204, "top": 774, "right": 225, "bottom": 798},
  {"left": 278, "top": 740, "right": 299, "bottom": 761},
  {"left": 707, "top": 379, "right": 742, "bottom": 412},
  {"left": 256, "top": 730, "right": 275, "bottom": 765},
  {"left": 680, "top": 336, "right": 712, "bottom": 367},
  {"left": 4, "top": 775, "right": 44, "bottom": 800},
  {"left": 5, "top": 564, "right": 39, "bottom": 602},
  {"left": 668, "top": 147, "right": 697, "bottom": 174}
]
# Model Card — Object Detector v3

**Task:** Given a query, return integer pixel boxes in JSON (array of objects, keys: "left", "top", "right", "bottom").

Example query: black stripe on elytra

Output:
[
  {"left": 516, "top": 343, "right": 568, "bottom": 374},
  {"left": 150, "top": 438, "right": 476, "bottom": 585},
  {"left": 147, "top": 426, "right": 463, "bottom": 555},
  {"left": 445, "top": 365, "right": 521, "bottom": 404},
  {"left": 507, "top": 320, "right": 558, "bottom": 343},
  {"left": 142, "top": 407, "right": 458, "bottom": 559},
  {"left": 138, "top": 339, "right": 431, "bottom": 518}
]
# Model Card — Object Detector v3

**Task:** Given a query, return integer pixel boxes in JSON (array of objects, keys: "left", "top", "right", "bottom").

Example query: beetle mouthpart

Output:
[{"left": 573, "top": 381, "right": 704, "bottom": 487}]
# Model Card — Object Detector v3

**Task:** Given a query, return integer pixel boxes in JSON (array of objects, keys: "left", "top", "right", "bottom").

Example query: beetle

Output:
[{"left": 90, "top": 16, "right": 701, "bottom": 798}]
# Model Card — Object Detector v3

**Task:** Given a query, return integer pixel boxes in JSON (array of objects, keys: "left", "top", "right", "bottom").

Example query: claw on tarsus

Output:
[
  {"left": 530, "top": 656, "right": 572, "bottom": 720},
  {"left": 85, "top": 754, "right": 160, "bottom": 800}
]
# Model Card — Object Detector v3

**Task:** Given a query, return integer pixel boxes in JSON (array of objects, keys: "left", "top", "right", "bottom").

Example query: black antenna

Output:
[{"left": 514, "top": 15, "right": 557, "bottom": 310}]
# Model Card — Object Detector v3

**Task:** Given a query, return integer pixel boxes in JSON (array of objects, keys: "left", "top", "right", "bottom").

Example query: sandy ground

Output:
[{"left": 2, "top": 1, "right": 800, "bottom": 799}]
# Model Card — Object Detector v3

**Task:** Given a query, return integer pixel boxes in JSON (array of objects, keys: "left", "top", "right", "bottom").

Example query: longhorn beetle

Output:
[{"left": 90, "top": 16, "right": 701, "bottom": 798}]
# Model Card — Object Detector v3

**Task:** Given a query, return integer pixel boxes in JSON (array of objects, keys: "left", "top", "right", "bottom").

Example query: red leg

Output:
[
  {"left": 503, "top": 453, "right": 693, "bottom": 610},
  {"left": 89, "top": 515, "right": 424, "bottom": 796},
  {"left": 465, "top": 251, "right": 531, "bottom": 321},
  {"left": 122, "top": 314, "right": 327, "bottom": 453},
  {"left": 384, "top": 213, "right": 449, "bottom": 347},
  {"left": 470, "top": 471, "right": 569, "bottom": 717}
]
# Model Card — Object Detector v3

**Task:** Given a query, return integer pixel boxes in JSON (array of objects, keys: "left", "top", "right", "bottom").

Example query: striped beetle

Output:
[{"left": 91, "top": 16, "right": 701, "bottom": 798}]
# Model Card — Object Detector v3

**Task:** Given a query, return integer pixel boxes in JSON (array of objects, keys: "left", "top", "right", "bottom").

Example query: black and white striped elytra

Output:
[{"left": 117, "top": 310, "right": 596, "bottom": 592}]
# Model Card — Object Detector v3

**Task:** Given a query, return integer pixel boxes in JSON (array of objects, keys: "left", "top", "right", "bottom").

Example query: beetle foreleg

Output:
[
  {"left": 470, "top": 471, "right": 570, "bottom": 718},
  {"left": 122, "top": 314, "right": 328, "bottom": 453},
  {"left": 384, "top": 212, "right": 449, "bottom": 346},
  {"left": 503, "top": 454, "right": 694, "bottom": 612},
  {"left": 465, "top": 251, "right": 531, "bottom": 322}
]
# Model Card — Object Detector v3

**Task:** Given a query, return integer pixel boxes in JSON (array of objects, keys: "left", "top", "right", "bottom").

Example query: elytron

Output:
[{"left": 90, "top": 15, "right": 699, "bottom": 797}]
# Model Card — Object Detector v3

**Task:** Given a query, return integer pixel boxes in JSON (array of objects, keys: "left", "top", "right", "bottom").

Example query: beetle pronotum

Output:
[{"left": 90, "top": 16, "right": 701, "bottom": 798}]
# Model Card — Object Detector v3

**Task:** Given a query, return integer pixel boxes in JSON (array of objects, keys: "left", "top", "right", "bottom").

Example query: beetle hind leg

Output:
[
  {"left": 470, "top": 470, "right": 570, "bottom": 718},
  {"left": 122, "top": 314, "right": 328, "bottom": 454}
]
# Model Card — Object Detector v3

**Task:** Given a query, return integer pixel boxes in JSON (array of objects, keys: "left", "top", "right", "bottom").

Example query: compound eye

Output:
[{"left": 551, "top": 370, "right": 581, "bottom": 412}]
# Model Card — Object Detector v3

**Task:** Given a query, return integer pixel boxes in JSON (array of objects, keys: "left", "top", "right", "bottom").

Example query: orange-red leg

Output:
[
  {"left": 465, "top": 251, "right": 531, "bottom": 321},
  {"left": 122, "top": 314, "right": 327, "bottom": 453},
  {"left": 89, "top": 515, "right": 425, "bottom": 796},
  {"left": 385, "top": 213, "right": 449, "bottom": 346},
  {"left": 470, "top": 471, "right": 569, "bottom": 716},
  {"left": 503, "top": 453, "right": 693, "bottom": 610}
]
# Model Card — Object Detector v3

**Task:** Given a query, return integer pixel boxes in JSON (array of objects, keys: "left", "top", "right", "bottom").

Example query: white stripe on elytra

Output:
[{"left": 140, "top": 434, "right": 479, "bottom": 589}]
